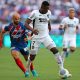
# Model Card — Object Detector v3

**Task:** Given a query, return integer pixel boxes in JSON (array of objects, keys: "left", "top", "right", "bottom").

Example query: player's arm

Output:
[
  {"left": 48, "top": 11, "right": 52, "bottom": 32},
  {"left": 27, "top": 32, "right": 32, "bottom": 40},
  {"left": 0, "top": 26, "right": 7, "bottom": 48},
  {"left": 0, "top": 29, "right": 3, "bottom": 42},
  {"left": 24, "top": 32, "right": 32, "bottom": 42},
  {"left": 25, "top": 19, "right": 33, "bottom": 31},
  {"left": 75, "top": 26, "right": 79, "bottom": 33},
  {"left": 25, "top": 19, "right": 39, "bottom": 35},
  {"left": 25, "top": 10, "right": 38, "bottom": 35},
  {"left": 59, "top": 18, "right": 66, "bottom": 30},
  {"left": 48, "top": 20, "right": 51, "bottom": 32},
  {"left": 75, "top": 19, "right": 79, "bottom": 33},
  {"left": 0, "top": 26, "right": 7, "bottom": 39},
  {"left": 0, "top": 24, "right": 10, "bottom": 39}
]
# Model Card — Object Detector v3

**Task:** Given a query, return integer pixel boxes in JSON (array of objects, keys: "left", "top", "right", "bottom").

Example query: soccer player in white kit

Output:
[
  {"left": 59, "top": 8, "right": 79, "bottom": 62},
  {"left": 25, "top": 1, "right": 71, "bottom": 78}
]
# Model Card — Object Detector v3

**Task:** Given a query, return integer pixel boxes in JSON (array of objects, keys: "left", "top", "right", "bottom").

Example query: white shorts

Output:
[
  {"left": 30, "top": 35, "right": 56, "bottom": 54},
  {"left": 63, "top": 36, "right": 76, "bottom": 48}
]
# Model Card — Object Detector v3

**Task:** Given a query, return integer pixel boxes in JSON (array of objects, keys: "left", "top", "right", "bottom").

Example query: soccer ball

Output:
[{"left": 59, "top": 69, "right": 70, "bottom": 78}]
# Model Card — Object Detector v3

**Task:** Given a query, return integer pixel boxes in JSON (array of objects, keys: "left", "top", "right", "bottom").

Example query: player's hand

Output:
[
  {"left": 59, "top": 25, "right": 64, "bottom": 30},
  {"left": 32, "top": 29, "right": 39, "bottom": 35},
  {"left": 24, "top": 38, "right": 28, "bottom": 42}
]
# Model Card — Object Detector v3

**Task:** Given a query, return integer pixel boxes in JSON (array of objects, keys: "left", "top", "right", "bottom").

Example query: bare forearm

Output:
[
  {"left": 48, "top": 21, "right": 51, "bottom": 32},
  {"left": 0, "top": 31, "right": 3, "bottom": 41},
  {"left": 48, "top": 26, "right": 51, "bottom": 32},
  {"left": 25, "top": 22, "right": 33, "bottom": 31},
  {"left": 25, "top": 19, "right": 39, "bottom": 35},
  {"left": 75, "top": 26, "right": 79, "bottom": 33}
]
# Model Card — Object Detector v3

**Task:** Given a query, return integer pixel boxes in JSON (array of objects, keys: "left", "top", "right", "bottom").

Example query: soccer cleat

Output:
[
  {"left": 31, "top": 70, "right": 38, "bottom": 77},
  {"left": 25, "top": 71, "right": 29, "bottom": 77},
  {"left": 61, "top": 73, "right": 72, "bottom": 79}
]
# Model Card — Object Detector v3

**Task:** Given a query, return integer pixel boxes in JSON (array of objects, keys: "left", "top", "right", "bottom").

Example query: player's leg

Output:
[
  {"left": 43, "top": 36, "right": 71, "bottom": 78},
  {"left": 62, "top": 38, "right": 76, "bottom": 62},
  {"left": 61, "top": 37, "right": 69, "bottom": 62},
  {"left": 43, "top": 36, "right": 64, "bottom": 70},
  {"left": 11, "top": 48, "right": 26, "bottom": 74},
  {"left": 19, "top": 48, "right": 30, "bottom": 77},
  {"left": 29, "top": 39, "right": 41, "bottom": 76},
  {"left": 70, "top": 47, "right": 75, "bottom": 52},
  {"left": 20, "top": 48, "right": 36, "bottom": 77},
  {"left": 69, "top": 38, "right": 76, "bottom": 53},
  {"left": 29, "top": 54, "right": 38, "bottom": 77}
]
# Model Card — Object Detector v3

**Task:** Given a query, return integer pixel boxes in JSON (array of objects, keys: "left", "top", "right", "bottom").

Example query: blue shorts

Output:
[{"left": 11, "top": 42, "right": 29, "bottom": 55}]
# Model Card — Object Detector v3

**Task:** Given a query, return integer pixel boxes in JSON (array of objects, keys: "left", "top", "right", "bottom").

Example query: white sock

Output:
[
  {"left": 54, "top": 52, "right": 64, "bottom": 70},
  {"left": 61, "top": 48, "right": 70, "bottom": 62},
  {"left": 27, "top": 56, "right": 31, "bottom": 72},
  {"left": 67, "top": 48, "right": 70, "bottom": 53},
  {"left": 61, "top": 51, "right": 66, "bottom": 62}
]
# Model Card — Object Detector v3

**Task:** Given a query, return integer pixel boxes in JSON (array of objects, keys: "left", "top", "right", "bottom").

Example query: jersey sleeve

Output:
[
  {"left": 60, "top": 18, "right": 66, "bottom": 26},
  {"left": 77, "top": 19, "right": 79, "bottom": 26},
  {"left": 48, "top": 10, "right": 52, "bottom": 20},
  {"left": 4, "top": 24, "right": 11, "bottom": 31},
  {"left": 28, "top": 10, "right": 36, "bottom": 20}
]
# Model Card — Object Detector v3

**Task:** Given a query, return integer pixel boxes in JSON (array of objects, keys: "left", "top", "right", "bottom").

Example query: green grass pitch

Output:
[{"left": 0, "top": 47, "right": 80, "bottom": 80}]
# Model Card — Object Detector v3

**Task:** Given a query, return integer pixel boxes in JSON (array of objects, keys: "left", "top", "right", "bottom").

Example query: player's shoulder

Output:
[
  {"left": 19, "top": 22, "right": 24, "bottom": 26},
  {"left": 8, "top": 22, "right": 13, "bottom": 27},
  {"left": 62, "top": 17, "right": 68, "bottom": 21},
  {"left": 74, "top": 17, "right": 79, "bottom": 21},
  {"left": 19, "top": 22, "right": 25, "bottom": 28},
  {"left": 64, "top": 17, "right": 69, "bottom": 20},
  {"left": 31, "top": 10, "right": 39, "bottom": 14},
  {"left": 47, "top": 10, "right": 51, "bottom": 15}
]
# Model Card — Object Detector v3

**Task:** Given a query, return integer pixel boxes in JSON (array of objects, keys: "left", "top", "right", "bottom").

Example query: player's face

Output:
[
  {"left": 69, "top": 10, "right": 75, "bottom": 19},
  {"left": 41, "top": 5, "right": 49, "bottom": 14},
  {"left": 13, "top": 16, "right": 20, "bottom": 25}
]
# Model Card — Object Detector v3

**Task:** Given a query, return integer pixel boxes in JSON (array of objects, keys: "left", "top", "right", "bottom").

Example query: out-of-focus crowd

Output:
[
  {"left": 0, "top": 0, "right": 80, "bottom": 28},
  {"left": 0, "top": 0, "right": 80, "bottom": 48}
]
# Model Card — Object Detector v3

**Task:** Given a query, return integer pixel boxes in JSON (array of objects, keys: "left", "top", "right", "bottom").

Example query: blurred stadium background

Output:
[{"left": 0, "top": 0, "right": 80, "bottom": 47}]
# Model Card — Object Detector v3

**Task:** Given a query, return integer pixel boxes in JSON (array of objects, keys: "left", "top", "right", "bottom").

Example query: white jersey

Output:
[
  {"left": 28, "top": 10, "right": 51, "bottom": 38},
  {"left": 61, "top": 17, "right": 79, "bottom": 38}
]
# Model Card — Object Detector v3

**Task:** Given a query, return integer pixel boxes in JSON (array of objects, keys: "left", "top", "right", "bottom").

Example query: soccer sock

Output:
[
  {"left": 54, "top": 52, "right": 64, "bottom": 70},
  {"left": 30, "top": 62, "right": 34, "bottom": 71},
  {"left": 27, "top": 58, "right": 34, "bottom": 71},
  {"left": 14, "top": 58, "right": 26, "bottom": 73},
  {"left": 61, "top": 51, "right": 66, "bottom": 62},
  {"left": 27, "top": 58, "right": 30, "bottom": 72},
  {"left": 61, "top": 48, "right": 70, "bottom": 62},
  {"left": 67, "top": 48, "right": 70, "bottom": 53}
]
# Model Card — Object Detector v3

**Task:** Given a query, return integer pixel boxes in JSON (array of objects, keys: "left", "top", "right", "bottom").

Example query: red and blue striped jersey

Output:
[{"left": 4, "top": 22, "right": 28, "bottom": 48}]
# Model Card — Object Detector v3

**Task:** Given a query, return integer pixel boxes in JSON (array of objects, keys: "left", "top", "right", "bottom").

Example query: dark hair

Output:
[{"left": 42, "top": 1, "right": 49, "bottom": 6}]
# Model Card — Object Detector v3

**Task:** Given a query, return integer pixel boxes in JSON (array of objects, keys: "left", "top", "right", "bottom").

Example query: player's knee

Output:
[
  {"left": 24, "top": 56, "right": 28, "bottom": 61},
  {"left": 63, "top": 48, "right": 67, "bottom": 51},
  {"left": 30, "top": 55, "right": 36, "bottom": 61},
  {"left": 11, "top": 50, "right": 19, "bottom": 59},
  {"left": 25, "top": 58, "right": 28, "bottom": 61},
  {"left": 70, "top": 47, "right": 75, "bottom": 52},
  {"left": 70, "top": 48, "right": 75, "bottom": 52},
  {"left": 50, "top": 47, "right": 58, "bottom": 54}
]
